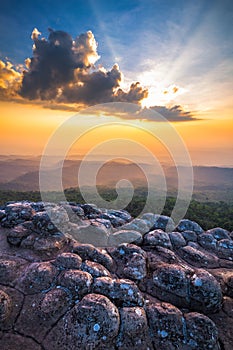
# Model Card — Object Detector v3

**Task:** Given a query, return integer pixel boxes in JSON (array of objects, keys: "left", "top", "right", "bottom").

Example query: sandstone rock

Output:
[
  {"left": 116, "top": 307, "right": 150, "bottom": 349},
  {"left": 58, "top": 269, "right": 92, "bottom": 298},
  {"left": 108, "top": 229, "right": 142, "bottom": 246},
  {"left": 72, "top": 243, "right": 113, "bottom": 269},
  {"left": 43, "top": 293, "right": 120, "bottom": 350},
  {"left": 110, "top": 243, "right": 147, "bottom": 280},
  {"left": 169, "top": 231, "right": 186, "bottom": 248},
  {"left": 0, "top": 290, "right": 12, "bottom": 323},
  {"left": 17, "top": 262, "right": 57, "bottom": 294},
  {"left": 152, "top": 263, "right": 191, "bottom": 302},
  {"left": 189, "top": 270, "right": 222, "bottom": 314},
  {"left": 0, "top": 286, "right": 24, "bottom": 331},
  {"left": 81, "top": 260, "right": 111, "bottom": 278},
  {"left": 178, "top": 245, "right": 219, "bottom": 268},
  {"left": 181, "top": 230, "right": 197, "bottom": 242},
  {"left": 120, "top": 218, "right": 150, "bottom": 234},
  {"left": 80, "top": 203, "right": 102, "bottom": 218},
  {"left": 106, "top": 209, "right": 132, "bottom": 223},
  {"left": 198, "top": 232, "right": 217, "bottom": 251},
  {"left": 1, "top": 202, "right": 35, "bottom": 228},
  {"left": 53, "top": 252, "right": 82, "bottom": 270},
  {"left": 1, "top": 333, "right": 42, "bottom": 350},
  {"left": 144, "top": 229, "right": 172, "bottom": 249},
  {"left": 92, "top": 277, "right": 144, "bottom": 307},
  {"left": 176, "top": 219, "right": 204, "bottom": 234},
  {"left": 141, "top": 213, "right": 175, "bottom": 232},
  {"left": 0, "top": 210, "right": 6, "bottom": 221},
  {"left": 0, "top": 200, "right": 232, "bottom": 349},
  {"left": 6, "top": 224, "right": 31, "bottom": 246},
  {"left": 146, "top": 302, "right": 184, "bottom": 348},
  {"left": 185, "top": 312, "right": 218, "bottom": 349},
  {"left": 207, "top": 227, "right": 231, "bottom": 241},
  {"left": 217, "top": 239, "right": 233, "bottom": 260},
  {"left": 15, "top": 287, "right": 72, "bottom": 342},
  {"left": 0, "top": 258, "right": 26, "bottom": 286},
  {"left": 70, "top": 223, "right": 109, "bottom": 246}
]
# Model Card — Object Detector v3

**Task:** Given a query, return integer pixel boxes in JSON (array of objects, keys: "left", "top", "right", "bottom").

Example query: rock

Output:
[
  {"left": 58, "top": 269, "right": 92, "bottom": 298},
  {"left": 81, "top": 260, "right": 111, "bottom": 278},
  {"left": 152, "top": 263, "right": 222, "bottom": 314},
  {"left": 6, "top": 225, "right": 31, "bottom": 246},
  {"left": 222, "top": 296, "right": 233, "bottom": 317},
  {"left": 70, "top": 223, "right": 109, "bottom": 246},
  {"left": 43, "top": 293, "right": 120, "bottom": 350},
  {"left": 224, "top": 272, "right": 233, "bottom": 297},
  {"left": 0, "top": 210, "right": 6, "bottom": 221},
  {"left": 176, "top": 219, "right": 204, "bottom": 234},
  {"left": 33, "top": 233, "right": 67, "bottom": 252},
  {"left": 106, "top": 209, "right": 132, "bottom": 223},
  {"left": 146, "top": 302, "right": 184, "bottom": 348},
  {"left": 207, "top": 227, "right": 231, "bottom": 241},
  {"left": 169, "top": 231, "right": 186, "bottom": 248},
  {"left": 108, "top": 229, "right": 142, "bottom": 246},
  {"left": 92, "top": 218, "right": 112, "bottom": 229},
  {"left": 15, "top": 287, "right": 72, "bottom": 342},
  {"left": 92, "top": 277, "right": 144, "bottom": 307},
  {"left": 80, "top": 203, "right": 102, "bottom": 218},
  {"left": 110, "top": 243, "right": 147, "bottom": 280},
  {"left": 152, "top": 263, "right": 191, "bottom": 304},
  {"left": 0, "top": 258, "right": 26, "bottom": 286},
  {"left": 32, "top": 212, "right": 57, "bottom": 233},
  {"left": 178, "top": 245, "right": 219, "bottom": 268},
  {"left": 143, "top": 229, "right": 172, "bottom": 249},
  {"left": 198, "top": 233, "right": 217, "bottom": 251},
  {"left": 0, "top": 290, "right": 12, "bottom": 323},
  {"left": 153, "top": 215, "right": 176, "bottom": 232},
  {"left": 0, "top": 200, "right": 232, "bottom": 349},
  {"left": 217, "top": 239, "right": 233, "bottom": 260},
  {"left": 141, "top": 213, "right": 175, "bottom": 232},
  {"left": 185, "top": 312, "right": 218, "bottom": 349},
  {"left": 0, "top": 286, "right": 24, "bottom": 331},
  {"left": 1, "top": 202, "right": 35, "bottom": 228},
  {"left": 53, "top": 252, "right": 82, "bottom": 270},
  {"left": 72, "top": 243, "right": 113, "bottom": 270},
  {"left": 116, "top": 307, "right": 150, "bottom": 349},
  {"left": 17, "top": 262, "right": 57, "bottom": 294},
  {"left": 120, "top": 218, "right": 150, "bottom": 234},
  {"left": 182, "top": 230, "right": 197, "bottom": 242},
  {"left": 0, "top": 333, "right": 42, "bottom": 350},
  {"left": 189, "top": 270, "right": 222, "bottom": 314}
]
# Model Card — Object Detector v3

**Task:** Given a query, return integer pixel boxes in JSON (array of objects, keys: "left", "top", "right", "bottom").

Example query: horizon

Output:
[{"left": 0, "top": 0, "right": 233, "bottom": 169}]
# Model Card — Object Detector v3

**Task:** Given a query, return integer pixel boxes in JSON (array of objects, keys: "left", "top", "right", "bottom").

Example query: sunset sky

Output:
[{"left": 0, "top": 0, "right": 232, "bottom": 166}]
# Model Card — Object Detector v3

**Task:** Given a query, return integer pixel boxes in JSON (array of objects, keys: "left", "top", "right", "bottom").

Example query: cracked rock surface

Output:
[{"left": 0, "top": 201, "right": 233, "bottom": 349}]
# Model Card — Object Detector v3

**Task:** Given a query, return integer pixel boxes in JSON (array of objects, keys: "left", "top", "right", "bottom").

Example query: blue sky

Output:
[{"left": 0, "top": 0, "right": 232, "bottom": 113}]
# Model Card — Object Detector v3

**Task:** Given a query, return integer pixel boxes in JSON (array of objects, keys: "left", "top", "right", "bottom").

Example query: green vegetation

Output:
[{"left": 0, "top": 188, "right": 232, "bottom": 231}]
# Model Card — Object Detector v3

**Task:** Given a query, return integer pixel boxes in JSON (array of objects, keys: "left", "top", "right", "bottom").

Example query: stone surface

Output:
[
  {"left": 0, "top": 201, "right": 232, "bottom": 349},
  {"left": 176, "top": 219, "right": 204, "bottom": 234}
]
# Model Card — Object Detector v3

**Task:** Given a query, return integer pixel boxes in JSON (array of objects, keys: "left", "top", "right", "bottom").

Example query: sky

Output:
[{"left": 0, "top": 0, "right": 233, "bottom": 166}]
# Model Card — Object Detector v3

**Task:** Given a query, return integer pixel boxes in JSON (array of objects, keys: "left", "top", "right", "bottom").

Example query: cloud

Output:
[
  {"left": 78, "top": 103, "right": 197, "bottom": 123},
  {"left": 0, "top": 27, "right": 195, "bottom": 122},
  {"left": 148, "top": 105, "right": 197, "bottom": 122},
  {"left": 0, "top": 60, "right": 22, "bottom": 100},
  {"left": 19, "top": 28, "right": 147, "bottom": 105}
]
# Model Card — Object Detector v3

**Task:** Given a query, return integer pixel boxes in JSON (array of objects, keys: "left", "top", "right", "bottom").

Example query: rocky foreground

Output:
[{"left": 0, "top": 201, "right": 233, "bottom": 350}]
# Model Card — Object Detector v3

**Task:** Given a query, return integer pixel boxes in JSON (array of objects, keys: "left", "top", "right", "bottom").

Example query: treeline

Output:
[{"left": 0, "top": 188, "right": 232, "bottom": 231}]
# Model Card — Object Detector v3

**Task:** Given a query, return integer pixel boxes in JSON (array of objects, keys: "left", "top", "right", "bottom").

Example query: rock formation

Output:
[{"left": 0, "top": 201, "right": 233, "bottom": 349}]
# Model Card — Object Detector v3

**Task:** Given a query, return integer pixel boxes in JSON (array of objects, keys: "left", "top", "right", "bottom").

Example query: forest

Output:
[{"left": 0, "top": 187, "right": 232, "bottom": 231}]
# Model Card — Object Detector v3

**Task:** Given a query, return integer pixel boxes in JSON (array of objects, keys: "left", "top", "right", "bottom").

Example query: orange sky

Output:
[{"left": 1, "top": 101, "right": 232, "bottom": 167}]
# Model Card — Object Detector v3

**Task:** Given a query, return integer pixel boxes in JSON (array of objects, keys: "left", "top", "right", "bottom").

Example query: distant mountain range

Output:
[{"left": 0, "top": 155, "right": 232, "bottom": 202}]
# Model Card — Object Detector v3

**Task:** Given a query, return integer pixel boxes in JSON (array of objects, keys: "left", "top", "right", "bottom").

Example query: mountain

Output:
[{"left": 0, "top": 156, "right": 232, "bottom": 202}]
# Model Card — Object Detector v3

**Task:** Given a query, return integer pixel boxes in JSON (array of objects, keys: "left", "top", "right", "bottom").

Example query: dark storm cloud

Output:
[{"left": 19, "top": 28, "right": 147, "bottom": 105}]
